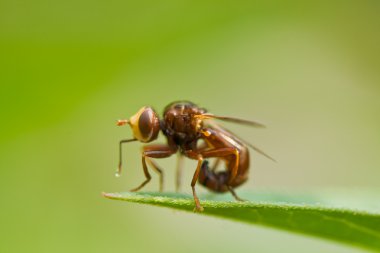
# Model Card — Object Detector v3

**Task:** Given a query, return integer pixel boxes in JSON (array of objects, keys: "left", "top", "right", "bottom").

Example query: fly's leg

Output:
[
  {"left": 185, "top": 147, "right": 239, "bottom": 212},
  {"left": 183, "top": 150, "right": 205, "bottom": 212},
  {"left": 175, "top": 154, "right": 184, "bottom": 193},
  {"left": 227, "top": 186, "right": 246, "bottom": 202},
  {"left": 199, "top": 147, "right": 244, "bottom": 201},
  {"left": 146, "top": 158, "right": 164, "bottom": 192},
  {"left": 200, "top": 147, "right": 240, "bottom": 183},
  {"left": 130, "top": 145, "right": 175, "bottom": 192},
  {"left": 130, "top": 154, "right": 151, "bottom": 192},
  {"left": 118, "top": 138, "right": 137, "bottom": 176},
  {"left": 191, "top": 155, "right": 204, "bottom": 212},
  {"left": 210, "top": 158, "right": 221, "bottom": 172}
]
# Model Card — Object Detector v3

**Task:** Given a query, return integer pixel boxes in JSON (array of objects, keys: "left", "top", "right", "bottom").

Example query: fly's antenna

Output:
[{"left": 117, "top": 119, "right": 130, "bottom": 126}]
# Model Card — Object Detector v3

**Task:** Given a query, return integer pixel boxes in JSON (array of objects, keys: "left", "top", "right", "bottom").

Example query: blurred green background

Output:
[{"left": 1, "top": 1, "right": 380, "bottom": 252}]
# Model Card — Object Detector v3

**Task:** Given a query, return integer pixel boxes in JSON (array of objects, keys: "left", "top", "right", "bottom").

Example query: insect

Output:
[{"left": 116, "top": 101, "right": 274, "bottom": 212}]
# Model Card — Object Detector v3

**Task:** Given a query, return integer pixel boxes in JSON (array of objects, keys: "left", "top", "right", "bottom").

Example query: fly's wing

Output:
[
  {"left": 205, "top": 120, "right": 276, "bottom": 162},
  {"left": 195, "top": 113, "right": 266, "bottom": 128}
]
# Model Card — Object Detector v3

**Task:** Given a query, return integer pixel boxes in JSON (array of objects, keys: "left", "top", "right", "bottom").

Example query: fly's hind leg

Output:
[
  {"left": 199, "top": 147, "right": 245, "bottom": 201},
  {"left": 227, "top": 186, "right": 246, "bottom": 202},
  {"left": 130, "top": 145, "right": 175, "bottom": 192}
]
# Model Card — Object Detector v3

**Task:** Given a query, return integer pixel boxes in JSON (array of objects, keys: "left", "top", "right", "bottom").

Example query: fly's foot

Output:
[
  {"left": 193, "top": 204, "right": 204, "bottom": 212},
  {"left": 129, "top": 187, "right": 139, "bottom": 192},
  {"left": 234, "top": 196, "right": 246, "bottom": 202},
  {"left": 129, "top": 178, "right": 151, "bottom": 192},
  {"left": 227, "top": 185, "right": 246, "bottom": 202}
]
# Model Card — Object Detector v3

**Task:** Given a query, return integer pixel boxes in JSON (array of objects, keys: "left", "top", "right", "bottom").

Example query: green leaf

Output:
[{"left": 103, "top": 191, "right": 380, "bottom": 252}]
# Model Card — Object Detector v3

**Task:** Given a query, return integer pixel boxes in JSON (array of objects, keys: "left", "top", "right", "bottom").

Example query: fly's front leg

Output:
[
  {"left": 130, "top": 145, "right": 175, "bottom": 192},
  {"left": 118, "top": 138, "right": 137, "bottom": 176}
]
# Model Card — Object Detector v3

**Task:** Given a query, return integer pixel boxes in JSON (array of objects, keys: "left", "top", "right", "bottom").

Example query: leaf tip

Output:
[{"left": 102, "top": 192, "right": 121, "bottom": 199}]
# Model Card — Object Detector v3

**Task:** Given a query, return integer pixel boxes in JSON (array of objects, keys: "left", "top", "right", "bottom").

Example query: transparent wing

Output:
[
  {"left": 195, "top": 113, "right": 266, "bottom": 128},
  {"left": 206, "top": 121, "right": 276, "bottom": 162}
]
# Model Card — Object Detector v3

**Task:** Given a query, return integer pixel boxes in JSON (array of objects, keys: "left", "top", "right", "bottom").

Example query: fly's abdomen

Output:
[{"left": 198, "top": 160, "right": 229, "bottom": 192}]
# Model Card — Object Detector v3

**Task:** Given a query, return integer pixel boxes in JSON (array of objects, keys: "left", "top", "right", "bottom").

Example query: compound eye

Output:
[
  {"left": 129, "top": 107, "right": 160, "bottom": 142},
  {"left": 139, "top": 109, "right": 156, "bottom": 141}
]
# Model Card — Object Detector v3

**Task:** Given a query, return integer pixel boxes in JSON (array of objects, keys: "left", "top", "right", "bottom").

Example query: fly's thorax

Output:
[{"left": 162, "top": 101, "right": 206, "bottom": 145}]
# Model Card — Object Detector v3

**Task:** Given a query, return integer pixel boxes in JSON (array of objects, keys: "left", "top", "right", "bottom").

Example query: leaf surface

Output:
[{"left": 103, "top": 191, "right": 380, "bottom": 251}]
